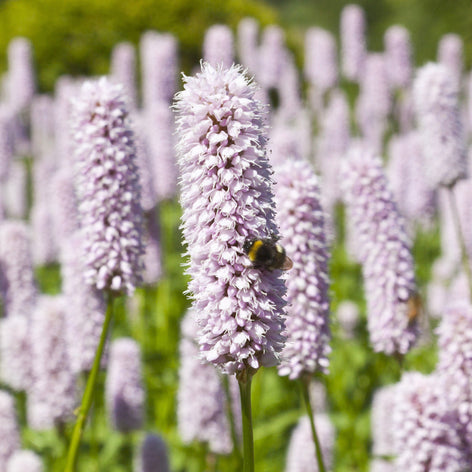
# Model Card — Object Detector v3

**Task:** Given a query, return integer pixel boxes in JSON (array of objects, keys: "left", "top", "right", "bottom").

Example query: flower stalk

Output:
[
  {"left": 299, "top": 376, "right": 326, "bottom": 472},
  {"left": 64, "top": 294, "right": 115, "bottom": 472},
  {"left": 238, "top": 370, "right": 255, "bottom": 472},
  {"left": 222, "top": 375, "right": 242, "bottom": 464}
]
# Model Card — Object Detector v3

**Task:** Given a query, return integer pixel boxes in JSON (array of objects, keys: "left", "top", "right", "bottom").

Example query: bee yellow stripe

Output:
[{"left": 247, "top": 239, "right": 263, "bottom": 261}]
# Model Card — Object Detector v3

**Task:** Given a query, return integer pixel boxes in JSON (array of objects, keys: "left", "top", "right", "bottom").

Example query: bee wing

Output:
[
  {"left": 281, "top": 256, "right": 293, "bottom": 271},
  {"left": 407, "top": 293, "right": 422, "bottom": 323}
]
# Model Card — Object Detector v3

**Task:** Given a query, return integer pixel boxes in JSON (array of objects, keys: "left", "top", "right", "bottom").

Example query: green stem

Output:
[
  {"left": 222, "top": 375, "right": 242, "bottom": 466},
  {"left": 447, "top": 186, "right": 472, "bottom": 303},
  {"left": 237, "top": 370, "right": 255, "bottom": 472},
  {"left": 64, "top": 294, "right": 115, "bottom": 472},
  {"left": 299, "top": 377, "right": 326, "bottom": 472}
]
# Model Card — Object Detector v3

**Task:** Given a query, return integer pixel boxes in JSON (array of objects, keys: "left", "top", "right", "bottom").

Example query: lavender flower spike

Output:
[
  {"left": 0, "top": 391, "right": 20, "bottom": 470},
  {"left": 6, "top": 37, "right": 36, "bottom": 113},
  {"left": 50, "top": 167, "right": 80, "bottom": 252},
  {"left": 0, "top": 106, "right": 14, "bottom": 181},
  {"left": 392, "top": 372, "right": 470, "bottom": 471},
  {"left": 0, "top": 315, "right": 31, "bottom": 390},
  {"left": 134, "top": 433, "right": 169, "bottom": 472},
  {"left": 203, "top": 24, "right": 235, "bottom": 69},
  {"left": 0, "top": 220, "right": 37, "bottom": 318},
  {"left": 237, "top": 17, "right": 259, "bottom": 74},
  {"left": 436, "top": 301, "right": 472, "bottom": 447},
  {"left": 60, "top": 232, "right": 107, "bottom": 373},
  {"left": 336, "top": 300, "right": 359, "bottom": 339},
  {"left": 371, "top": 384, "right": 398, "bottom": 458},
  {"left": 110, "top": 42, "right": 137, "bottom": 109},
  {"left": 384, "top": 25, "right": 413, "bottom": 89},
  {"left": 257, "top": 26, "right": 286, "bottom": 90},
  {"left": 413, "top": 62, "right": 467, "bottom": 188},
  {"left": 177, "top": 310, "right": 235, "bottom": 454},
  {"left": 174, "top": 62, "right": 286, "bottom": 375},
  {"left": 140, "top": 32, "right": 178, "bottom": 107},
  {"left": 341, "top": 146, "right": 418, "bottom": 355},
  {"left": 304, "top": 27, "right": 338, "bottom": 93},
  {"left": 275, "top": 160, "right": 331, "bottom": 380},
  {"left": 27, "top": 296, "right": 76, "bottom": 430},
  {"left": 340, "top": 4, "right": 366, "bottom": 81},
  {"left": 285, "top": 413, "right": 335, "bottom": 472},
  {"left": 105, "top": 337, "right": 144, "bottom": 433},
  {"left": 7, "top": 450, "right": 43, "bottom": 472},
  {"left": 438, "top": 33, "right": 463, "bottom": 91},
  {"left": 71, "top": 77, "right": 144, "bottom": 294}
]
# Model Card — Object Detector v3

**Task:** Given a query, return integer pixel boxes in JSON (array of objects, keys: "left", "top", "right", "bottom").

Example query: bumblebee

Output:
[
  {"left": 406, "top": 292, "right": 422, "bottom": 325},
  {"left": 243, "top": 237, "right": 293, "bottom": 271}
]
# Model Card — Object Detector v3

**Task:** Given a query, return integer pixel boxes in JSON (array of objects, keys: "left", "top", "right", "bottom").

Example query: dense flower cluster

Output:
[
  {"left": 60, "top": 233, "right": 107, "bottom": 373},
  {"left": 50, "top": 167, "right": 80, "bottom": 251},
  {"left": 304, "top": 27, "right": 338, "bottom": 93},
  {"left": 369, "top": 458, "right": 394, "bottom": 472},
  {"left": 0, "top": 315, "right": 31, "bottom": 390},
  {"left": 142, "top": 210, "right": 162, "bottom": 285},
  {"left": 356, "top": 54, "right": 391, "bottom": 151},
  {"left": 371, "top": 384, "right": 398, "bottom": 457},
  {"left": 110, "top": 42, "right": 137, "bottom": 109},
  {"left": 341, "top": 146, "right": 418, "bottom": 354},
  {"left": 0, "top": 107, "right": 13, "bottom": 182},
  {"left": 174, "top": 62, "right": 286, "bottom": 374},
  {"left": 275, "top": 159, "right": 331, "bottom": 380},
  {"left": 145, "top": 102, "right": 177, "bottom": 201},
  {"left": 27, "top": 296, "right": 76, "bottom": 430},
  {"left": 30, "top": 202, "right": 57, "bottom": 265},
  {"left": 177, "top": 310, "right": 235, "bottom": 453},
  {"left": 30, "top": 95, "right": 55, "bottom": 159},
  {"left": 387, "top": 131, "right": 436, "bottom": 229},
  {"left": 384, "top": 25, "right": 412, "bottom": 89},
  {"left": 316, "top": 90, "right": 351, "bottom": 210},
  {"left": 203, "top": 24, "right": 235, "bottom": 68},
  {"left": 105, "top": 338, "right": 144, "bottom": 432},
  {"left": 237, "top": 17, "right": 259, "bottom": 74},
  {"left": 140, "top": 32, "right": 178, "bottom": 106},
  {"left": 340, "top": 4, "right": 366, "bottom": 81},
  {"left": 0, "top": 220, "right": 37, "bottom": 317},
  {"left": 134, "top": 434, "right": 169, "bottom": 472},
  {"left": 133, "top": 116, "right": 157, "bottom": 212},
  {"left": 436, "top": 301, "right": 472, "bottom": 447},
  {"left": 438, "top": 34, "right": 463, "bottom": 90},
  {"left": 6, "top": 37, "right": 36, "bottom": 112},
  {"left": 7, "top": 450, "right": 43, "bottom": 472},
  {"left": 257, "top": 26, "right": 286, "bottom": 90},
  {"left": 71, "top": 77, "right": 144, "bottom": 294},
  {"left": 335, "top": 300, "right": 359, "bottom": 339},
  {"left": 0, "top": 391, "right": 20, "bottom": 470},
  {"left": 392, "top": 372, "right": 470, "bottom": 471},
  {"left": 285, "top": 413, "right": 335, "bottom": 472},
  {"left": 267, "top": 119, "right": 304, "bottom": 167},
  {"left": 413, "top": 62, "right": 467, "bottom": 188}
]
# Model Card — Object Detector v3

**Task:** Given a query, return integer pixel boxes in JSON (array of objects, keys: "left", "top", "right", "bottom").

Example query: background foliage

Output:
[
  {"left": 0, "top": 0, "right": 470, "bottom": 92},
  {"left": 267, "top": 0, "right": 472, "bottom": 69},
  {"left": 0, "top": 0, "right": 276, "bottom": 91}
]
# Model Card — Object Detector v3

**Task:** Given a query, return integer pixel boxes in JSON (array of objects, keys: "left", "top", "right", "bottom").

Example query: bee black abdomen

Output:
[
  {"left": 253, "top": 245, "right": 274, "bottom": 266},
  {"left": 244, "top": 237, "right": 292, "bottom": 271}
]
